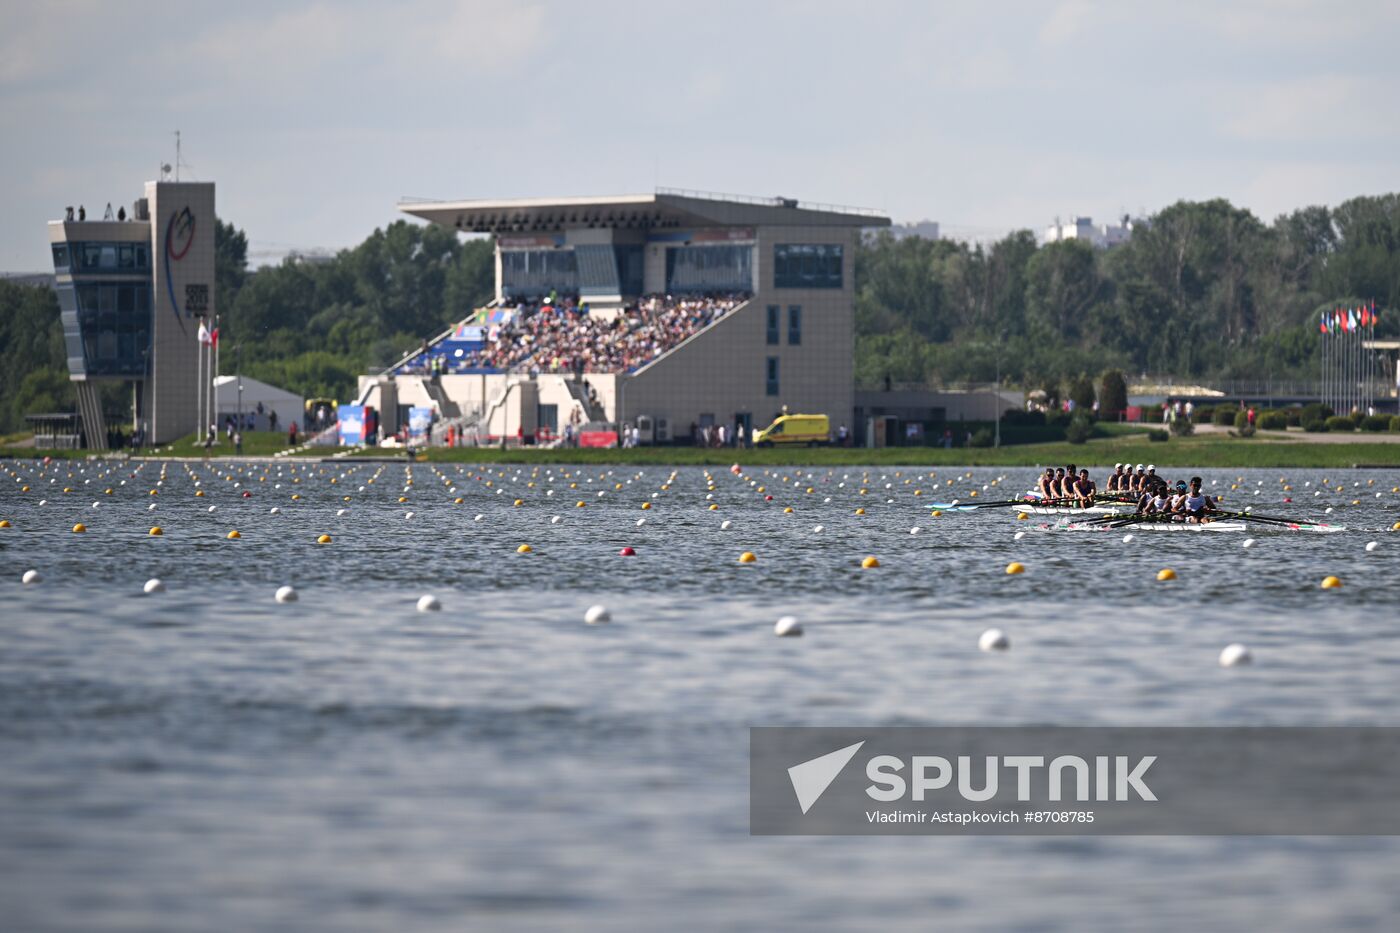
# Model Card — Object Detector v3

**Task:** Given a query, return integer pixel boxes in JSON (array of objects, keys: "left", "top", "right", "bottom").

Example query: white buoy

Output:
[
  {"left": 720, "top": 520, "right": 733, "bottom": 530},
  {"left": 1122, "top": 534, "right": 1134, "bottom": 543},
  {"left": 404, "top": 511, "right": 414, "bottom": 520},
  {"left": 550, "top": 516, "right": 561, "bottom": 524},
  {"left": 812, "top": 524, "right": 824, "bottom": 533},
  {"left": 474, "top": 514, "right": 485, "bottom": 522},
  {"left": 207, "top": 505, "right": 217, "bottom": 512},
  {"left": 979, "top": 628, "right": 1010, "bottom": 651},
  {"left": 774, "top": 615, "right": 803, "bottom": 637},
  {"left": 1242, "top": 538, "right": 1255, "bottom": 548},
  {"left": 416, "top": 594, "right": 441, "bottom": 612},
  {"left": 148, "top": 503, "right": 157, "bottom": 511},
  {"left": 584, "top": 605, "right": 611, "bottom": 625},
  {"left": 336, "top": 509, "right": 347, "bottom": 516},
  {"left": 143, "top": 578, "right": 165, "bottom": 594},
  {"left": 636, "top": 518, "right": 646, "bottom": 526},
  {"left": 910, "top": 527, "right": 921, "bottom": 535},
  {"left": 274, "top": 585, "right": 298, "bottom": 603},
  {"left": 1365, "top": 541, "right": 1380, "bottom": 552},
  {"left": 91, "top": 501, "right": 100, "bottom": 508},
  {"left": 21, "top": 569, "right": 41, "bottom": 584},
  {"left": 1219, "top": 643, "right": 1252, "bottom": 667},
  {"left": 1014, "top": 530, "right": 1026, "bottom": 540},
  {"left": 269, "top": 507, "right": 280, "bottom": 514}
]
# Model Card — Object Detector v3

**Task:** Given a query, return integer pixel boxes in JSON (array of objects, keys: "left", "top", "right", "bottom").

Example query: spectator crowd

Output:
[{"left": 406, "top": 293, "right": 748, "bottom": 376}]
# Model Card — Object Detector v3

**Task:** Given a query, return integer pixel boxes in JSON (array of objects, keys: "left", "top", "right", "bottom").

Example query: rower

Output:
[
  {"left": 1131, "top": 463, "right": 1148, "bottom": 492},
  {"left": 1146, "top": 481, "right": 1172, "bottom": 516},
  {"left": 1181, "top": 476, "right": 1216, "bottom": 524},
  {"left": 1059, "top": 464, "right": 1078, "bottom": 499},
  {"left": 1106, "top": 463, "right": 1126, "bottom": 491},
  {"left": 1036, "top": 468, "right": 1056, "bottom": 498},
  {"left": 1050, "top": 467, "right": 1067, "bottom": 499},
  {"left": 1134, "top": 480, "right": 1156, "bottom": 514},
  {"left": 1168, "top": 480, "right": 1190, "bottom": 518},
  {"left": 1144, "top": 464, "right": 1158, "bottom": 489},
  {"left": 1073, "top": 468, "right": 1096, "bottom": 507}
]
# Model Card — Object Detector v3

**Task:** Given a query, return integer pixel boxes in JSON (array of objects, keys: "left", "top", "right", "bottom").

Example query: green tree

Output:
[{"left": 1097, "top": 369, "right": 1128, "bottom": 418}]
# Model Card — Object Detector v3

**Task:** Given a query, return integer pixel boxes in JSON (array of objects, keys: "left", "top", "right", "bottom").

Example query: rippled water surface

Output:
[{"left": 2, "top": 458, "right": 1399, "bottom": 932}]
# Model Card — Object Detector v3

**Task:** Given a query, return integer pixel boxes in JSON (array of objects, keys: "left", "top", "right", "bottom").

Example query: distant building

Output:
[
  {"left": 47, "top": 181, "right": 216, "bottom": 448},
  {"left": 0, "top": 271, "right": 56, "bottom": 289},
  {"left": 1042, "top": 215, "right": 1140, "bottom": 248},
  {"left": 884, "top": 220, "right": 940, "bottom": 241}
]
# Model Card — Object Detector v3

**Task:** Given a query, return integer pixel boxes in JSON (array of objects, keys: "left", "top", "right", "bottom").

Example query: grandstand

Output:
[{"left": 356, "top": 189, "right": 887, "bottom": 446}]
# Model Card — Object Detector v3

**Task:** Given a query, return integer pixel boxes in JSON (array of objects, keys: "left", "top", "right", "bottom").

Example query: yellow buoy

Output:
[
  {"left": 861, "top": 556, "right": 880, "bottom": 568},
  {"left": 149, "top": 527, "right": 163, "bottom": 536},
  {"left": 783, "top": 506, "right": 794, "bottom": 514},
  {"left": 227, "top": 530, "right": 241, "bottom": 539},
  {"left": 1006, "top": 562, "right": 1024, "bottom": 575},
  {"left": 291, "top": 494, "right": 302, "bottom": 501},
  {"left": 1016, "top": 512, "right": 1029, "bottom": 521},
  {"left": 0, "top": 520, "right": 9, "bottom": 528},
  {"left": 195, "top": 490, "right": 205, "bottom": 497},
  {"left": 854, "top": 508, "right": 865, "bottom": 515},
  {"left": 72, "top": 523, "right": 86, "bottom": 533},
  {"left": 517, "top": 544, "right": 533, "bottom": 554},
  {"left": 513, "top": 499, "right": 524, "bottom": 507},
  {"left": 931, "top": 510, "right": 943, "bottom": 517},
  {"left": 641, "top": 502, "right": 652, "bottom": 510},
  {"left": 21, "top": 485, "right": 29, "bottom": 492},
  {"left": 1392, "top": 521, "right": 1400, "bottom": 531},
  {"left": 1157, "top": 568, "right": 1177, "bottom": 581},
  {"left": 317, "top": 534, "right": 332, "bottom": 544},
  {"left": 398, "top": 496, "right": 408, "bottom": 503},
  {"left": 1321, "top": 575, "right": 1342, "bottom": 589},
  {"left": 739, "top": 551, "right": 757, "bottom": 563},
  {"left": 454, "top": 497, "right": 464, "bottom": 504},
  {"left": 576, "top": 501, "right": 587, "bottom": 508},
  {"left": 709, "top": 504, "right": 719, "bottom": 511}
]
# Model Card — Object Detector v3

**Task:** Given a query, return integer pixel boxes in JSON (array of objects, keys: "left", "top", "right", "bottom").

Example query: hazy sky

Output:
[{"left": 3, "top": 0, "right": 1397, "bottom": 269}]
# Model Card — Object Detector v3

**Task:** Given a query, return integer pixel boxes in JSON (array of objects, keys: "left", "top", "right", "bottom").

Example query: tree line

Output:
[{"left": 3, "top": 194, "right": 1398, "bottom": 435}]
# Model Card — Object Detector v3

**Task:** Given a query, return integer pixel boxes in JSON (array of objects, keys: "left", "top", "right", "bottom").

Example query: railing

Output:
[{"left": 654, "top": 186, "right": 886, "bottom": 218}]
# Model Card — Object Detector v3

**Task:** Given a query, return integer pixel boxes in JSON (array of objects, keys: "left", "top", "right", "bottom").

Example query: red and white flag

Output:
[{"left": 197, "top": 322, "right": 211, "bottom": 344}]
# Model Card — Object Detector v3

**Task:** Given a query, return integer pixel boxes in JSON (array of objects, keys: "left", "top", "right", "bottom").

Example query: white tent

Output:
[{"left": 213, "top": 375, "right": 303, "bottom": 432}]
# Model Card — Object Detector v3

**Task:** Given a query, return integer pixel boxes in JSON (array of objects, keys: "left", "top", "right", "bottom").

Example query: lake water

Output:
[{"left": 2, "top": 458, "right": 1399, "bottom": 932}]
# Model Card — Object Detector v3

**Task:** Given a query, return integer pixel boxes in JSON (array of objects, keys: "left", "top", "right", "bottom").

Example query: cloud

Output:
[
  {"left": 1217, "top": 74, "right": 1388, "bottom": 142},
  {"left": 1039, "top": 0, "right": 1093, "bottom": 46}
]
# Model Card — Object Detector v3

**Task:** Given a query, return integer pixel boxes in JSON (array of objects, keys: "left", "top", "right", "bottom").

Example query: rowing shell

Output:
[
  {"left": 1063, "top": 521, "right": 1249, "bottom": 533},
  {"left": 1019, "top": 505, "right": 1126, "bottom": 516}
]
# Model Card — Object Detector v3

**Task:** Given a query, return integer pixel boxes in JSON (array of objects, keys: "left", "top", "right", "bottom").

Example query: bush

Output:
[
  {"left": 1002, "top": 409, "right": 1045, "bottom": 427},
  {"left": 1301, "top": 403, "right": 1334, "bottom": 424},
  {"left": 1391, "top": 415, "right": 1400, "bottom": 433},
  {"left": 1170, "top": 415, "right": 1195, "bottom": 437},
  {"left": 1233, "top": 410, "right": 1251, "bottom": 430},
  {"left": 1258, "top": 411, "right": 1288, "bottom": 431},
  {"left": 1236, "top": 425, "right": 1256, "bottom": 438},
  {"left": 1325, "top": 415, "right": 1356, "bottom": 432},
  {"left": 1361, "top": 415, "right": 1390, "bottom": 432},
  {"left": 1147, "top": 429, "right": 1169, "bottom": 442},
  {"left": 1284, "top": 408, "right": 1302, "bottom": 427},
  {"left": 1045, "top": 410, "right": 1072, "bottom": 429},
  {"left": 1214, "top": 408, "right": 1237, "bottom": 426},
  {"left": 1303, "top": 419, "right": 1328, "bottom": 433},
  {"left": 1098, "top": 370, "right": 1128, "bottom": 420},
  {"left": 1191, "top": 405, "right": 1214, "bottom": 424},
  {"left": 969, "top": 427, "right": 995, "bottom": 447},
  {"left": 1065, "top": 415, "right": 1094, "bottom": 445}
]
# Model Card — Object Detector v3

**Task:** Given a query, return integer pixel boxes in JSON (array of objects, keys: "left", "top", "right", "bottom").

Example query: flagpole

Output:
[
  {"left": 197, "top": 322, "right": 204, "bottom": 438},
  {"left": 211, "top": 314, "right": 219, "bottom": 439}
]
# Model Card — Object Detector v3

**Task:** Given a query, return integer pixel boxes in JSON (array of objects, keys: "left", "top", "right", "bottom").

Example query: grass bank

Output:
[{"left": 416, "top": 435, "right": 1400, "bottom": 468}]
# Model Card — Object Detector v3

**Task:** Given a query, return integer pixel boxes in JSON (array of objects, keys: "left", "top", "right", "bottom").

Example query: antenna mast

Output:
[{"left": 175, "top": 130, "right": 181, "bottom": 181}]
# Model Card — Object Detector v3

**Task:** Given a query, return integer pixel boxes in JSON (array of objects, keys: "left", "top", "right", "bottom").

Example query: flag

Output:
[
  {"left": 1349, "top": 308, "right": 1358, "bottom": 331},
  {"left": 209, "top": 326, "right": 219, "bottom": 348},
  {"left": 1320, "top": 311, "right": 1328, "bottom": 334},
  {"left": 197, "top": 322, "right": 211, "bottom": 344}
]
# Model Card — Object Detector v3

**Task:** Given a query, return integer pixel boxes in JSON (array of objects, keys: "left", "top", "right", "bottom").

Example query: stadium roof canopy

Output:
[{"left": 398, "top": 187, "right": 890, "bottom": 234}]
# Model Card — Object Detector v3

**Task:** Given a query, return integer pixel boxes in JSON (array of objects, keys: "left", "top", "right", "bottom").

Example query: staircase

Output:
[
  {"left": 73, "top": 381, "right": 108, "bottom": 451},
  {"left": 423, "top": 378, "right": 461, "bottom": 418},
  {"left": 564, "top": 376, "right": 604, "bottom": 421}
]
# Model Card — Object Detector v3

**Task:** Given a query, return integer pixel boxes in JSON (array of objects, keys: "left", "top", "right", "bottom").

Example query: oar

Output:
[
  {"left": 1209, "top": 509, "right": 1329, "bottom": 528},
  {"left": 928, "top": 496, "right": 1070, "bottom": 510}
]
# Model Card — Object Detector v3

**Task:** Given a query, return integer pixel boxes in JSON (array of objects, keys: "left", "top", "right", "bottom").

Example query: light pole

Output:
[
  {"left": 235, "top": 344, "right": 243, "bottom": 455},
  {"left": 994, "top": 333, "right": 1003, "bottom": 448}
]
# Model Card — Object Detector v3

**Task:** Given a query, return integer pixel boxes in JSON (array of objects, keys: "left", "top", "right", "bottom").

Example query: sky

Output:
[{"left": 2, "top": 0, "right": 1398, "bottom": 270}]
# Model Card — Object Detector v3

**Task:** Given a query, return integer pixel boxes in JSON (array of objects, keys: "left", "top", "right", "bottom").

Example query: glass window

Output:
[
  {"left": 99, "top": 245, "right": 116, "bottom": 268},
  {"left": 118, "top": 245, "right": 134, "bottom": 268},
  {"left": 501, "top": 249, "right": 578, "bottom": 298},
  {"left": 788, "top": 305, "right": 802, "bottom": 345},
  {"left": 773, "top": 244, "right": 843, "bottom": 289},
  {"left": 134, "top": 244, "right": 149, "bottom": 269},
  {"left": 83, "top": 244, "right": 103, "bottom": 270},
  {"left": 665, "top": 244, "right": 754, "bottom": 293},
  {"left": 766, "top": 356, "right": 779, "bottom": 396},
  {"left": 766, "top": 305, "right": 779, "bottom": 345},
  {"left": 51, "top": 244, "right": 70, "bottom": 270}
]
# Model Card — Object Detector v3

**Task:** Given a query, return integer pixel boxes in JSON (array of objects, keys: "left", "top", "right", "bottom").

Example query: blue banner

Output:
[
  {"left": 337, "top": 405, "right": 365, "bottom": 446},
  {"left": 408, "top": 406, "right": 433, "bottom": 442}
]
